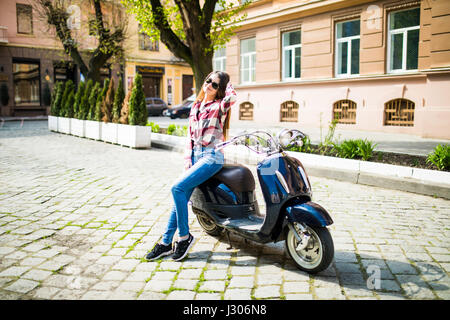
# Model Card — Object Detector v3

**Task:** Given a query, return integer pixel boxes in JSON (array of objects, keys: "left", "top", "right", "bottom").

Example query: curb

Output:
[{"left": 150, "top": 133, "right": 450, "bottom": 200}]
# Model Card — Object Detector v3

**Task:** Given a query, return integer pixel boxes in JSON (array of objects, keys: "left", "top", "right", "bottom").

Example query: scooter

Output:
[{"left": 191, "top": 129, "right": 334, "bottom": 273}]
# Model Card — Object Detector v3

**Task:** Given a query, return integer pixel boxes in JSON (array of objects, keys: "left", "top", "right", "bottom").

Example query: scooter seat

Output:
[{"left": 213, "top": 164, "right": 255, "bottom": 193}]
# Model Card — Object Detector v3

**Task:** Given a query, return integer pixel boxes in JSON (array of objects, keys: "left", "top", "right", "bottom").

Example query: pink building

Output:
[{"left": 221, "top": 0, "right": 450, "bottom": 139}]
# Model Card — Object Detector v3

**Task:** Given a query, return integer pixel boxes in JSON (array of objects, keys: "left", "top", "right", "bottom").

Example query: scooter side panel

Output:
[{"left": 286, "top": 201, "right": 334, "bottom": 227}]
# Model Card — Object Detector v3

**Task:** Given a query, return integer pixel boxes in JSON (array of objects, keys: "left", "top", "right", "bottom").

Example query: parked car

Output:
[
  {"left": 164, "top": 94, "right": 196, "bottom": 119},
  {"left": 146, "top": 97, "right": 168, "bottom": 116}
]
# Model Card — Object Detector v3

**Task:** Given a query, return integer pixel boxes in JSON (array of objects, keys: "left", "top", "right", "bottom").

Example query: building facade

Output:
[
  {"left": 0, "top": 0, "right": 194, "bottom": 117},
  {"left": 222, "top": 0, "right": 450, "bottom": 139}
]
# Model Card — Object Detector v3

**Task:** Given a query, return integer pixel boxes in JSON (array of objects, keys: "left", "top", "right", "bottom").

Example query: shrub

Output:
[
  {"left": 427, "top": 144, "right": 450, "bottom": 171},
  {"left": 102, "top": 78, "right": 115, "bottom": 122},
  {"left": 167, "top": 124, "right": 176, "bottom": 135},
  {"left": 112, "top": 77, "right": 125, "bottom": 123},
  {"left": 95, "top": 78, "right": 109, "bottom": 121},
  {"left": 128, "top": 74, "right": 148, "bottom": 126},
  {"left": 79, "top": 79, "right": 93, "bottom": 120},
  {"left": 73, "top": 81, "right": 85, "bottom": 119},
  {"left": 87, "top": 82, "right": 100, "bottom": 120},
  {"left": 147, "top": 121, "right": 160, "bottom": 133},
  {"left": 50, "top": 81, "right": 64, "bottom": 116},
  {"left": 333, "top": 139, "right": 377, "bottom": 160},
  {"left": 63, "top": 89, "right": 75, "bottom": 118},
  {"left": 60, "top": 80, "right": 74, "bottom": 118}
]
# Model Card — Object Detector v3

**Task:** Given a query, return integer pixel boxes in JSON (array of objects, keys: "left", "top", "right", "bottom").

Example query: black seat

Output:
[{"left": 213, "top": 164, "right": 255, "bottom": 192}]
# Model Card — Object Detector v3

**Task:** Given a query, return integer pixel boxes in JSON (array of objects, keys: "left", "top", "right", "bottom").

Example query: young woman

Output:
[{"left": 146, "top": 71, "right": 236, "bottom": 261}]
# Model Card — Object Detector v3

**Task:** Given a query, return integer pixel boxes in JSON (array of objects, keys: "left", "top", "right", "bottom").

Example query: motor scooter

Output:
[{"left": 191, "top": 129, "right": 334, "bottom": 273}]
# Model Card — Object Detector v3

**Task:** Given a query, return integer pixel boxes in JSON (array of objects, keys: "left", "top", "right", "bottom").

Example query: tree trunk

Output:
[{"left": 191, "top": 53, "right": 213, "bottom": 95}]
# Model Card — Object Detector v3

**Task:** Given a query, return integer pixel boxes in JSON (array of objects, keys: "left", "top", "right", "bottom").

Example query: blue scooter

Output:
[{"left": 191, "top": 129, "right": 334, "bottom": 273}]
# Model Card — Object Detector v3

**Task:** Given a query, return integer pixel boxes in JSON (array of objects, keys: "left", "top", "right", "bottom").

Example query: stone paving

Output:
[{"left": 0, "top": 121, "right": 449, "bottom": 300}]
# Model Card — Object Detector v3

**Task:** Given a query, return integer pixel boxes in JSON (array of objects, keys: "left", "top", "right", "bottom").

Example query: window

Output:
[
  {"left": 333, "top": 100, "right": 357, "bottom": 124},
  {"left": 13, "top": 61, "right": 40, "bottom": 106},
  {"left": 240, "top": 38, "right": 256, "bottom": 84},
  {"left": 335, "top": 19, "right": 360, "bottom": 77},
  {"left": 282, "top": 30, "right": 301, "bottom": 80},
  {"left": 239, "top": 102, "right": 254, "bottom": 120},
  {"left": 213, "top": 47, "right": 226, "bottom": 72},
  {"left": 384, "top": 98, "right": 415, "bottom": 126},
  {"left": 17, "top": 4, "right": 33, "bottom": 34},
  {"left": 139, "top": 25, "right": 159, "bottom": 51},
  {"left": 388, "top": 7, "right": 420, "bottom": 72},
  {"left": 280, "top": 100, "right": 299, "bottom": 122}
]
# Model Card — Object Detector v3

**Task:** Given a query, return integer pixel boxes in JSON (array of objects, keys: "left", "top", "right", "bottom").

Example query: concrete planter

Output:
[
  {"left": 117, "top": 123, "right": 151, "bottom": 149},
  {"left": 85, "top": 120, "right": 102, "bottom": 140},
  {"left": 70, "top": 118, "right": 85, "bottom": 137},
  {"left": 58, "top": 117, "right": 71, "bottom": 134},
  {"left": 48, "top": 116, "right": 58, "bottom": 132},
  {"left": 101, "top": 122, "right": 118, "bottom": 144}
]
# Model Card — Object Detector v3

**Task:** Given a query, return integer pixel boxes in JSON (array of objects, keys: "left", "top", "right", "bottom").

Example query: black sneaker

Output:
[
  {"left": 172, "top": 233, "right": 196, "bottom": 261},
  {"left": 145, "top": 243, "right": 173, "bottom": 261}
]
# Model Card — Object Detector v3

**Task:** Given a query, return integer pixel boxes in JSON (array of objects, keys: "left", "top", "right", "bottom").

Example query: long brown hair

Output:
[{"left": 196, "top": 71, "right": 232, "bottom": 140}]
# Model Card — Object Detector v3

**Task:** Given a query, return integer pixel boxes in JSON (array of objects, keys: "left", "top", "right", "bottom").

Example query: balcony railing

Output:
[{"left": 0, "top": 26, "right": 8, "bottom": 43}]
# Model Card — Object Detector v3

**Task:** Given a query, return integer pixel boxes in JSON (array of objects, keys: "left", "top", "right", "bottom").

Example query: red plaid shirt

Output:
[{"left": 184, "top": 83, "right": 237, "bottom": 162}]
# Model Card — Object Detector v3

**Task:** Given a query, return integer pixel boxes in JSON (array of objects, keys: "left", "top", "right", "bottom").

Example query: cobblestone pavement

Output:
[{"left": 0, "top": 121, "right": 449, "bottom": 300}]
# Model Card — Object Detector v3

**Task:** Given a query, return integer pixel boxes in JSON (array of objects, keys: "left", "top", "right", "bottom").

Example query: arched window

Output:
[
  {"left": 333, "top": 100, "right": 357, "bottom": 124},
  {"left": 280, "top": 100, "right": 299, "bottom": 122},
  {"left": 239, "top": 101, "right": 254, "bottom": 120},
  {"left": 384, "top": 98, "right": 415, "bottom": 126}
]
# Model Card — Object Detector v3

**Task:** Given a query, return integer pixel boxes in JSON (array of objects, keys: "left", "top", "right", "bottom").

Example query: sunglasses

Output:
[{"left": 205, "top": 78, "right": 219, "bottom": 90}]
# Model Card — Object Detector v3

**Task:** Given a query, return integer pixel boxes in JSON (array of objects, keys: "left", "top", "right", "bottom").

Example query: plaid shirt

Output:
[{"left": 184, "top": 83, "right": 237, "bottom": 162}]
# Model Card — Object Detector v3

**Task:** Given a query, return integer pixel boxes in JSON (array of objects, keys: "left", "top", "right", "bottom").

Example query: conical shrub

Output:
[
  {"left": 112, "top": 77, "right": 125, "bottom": 123},
  {"left": 128, "top": 74, "right": 148, "bottom": 126}
]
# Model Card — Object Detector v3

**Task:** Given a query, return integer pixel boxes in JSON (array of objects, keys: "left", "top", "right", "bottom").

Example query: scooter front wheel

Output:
[{"left": 285, "top": 223, "right": 334, "bottom": 274}]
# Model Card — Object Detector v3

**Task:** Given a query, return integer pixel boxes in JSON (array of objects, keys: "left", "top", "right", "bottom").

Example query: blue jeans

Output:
[{"left": 162, "top": 146, "right": 224, "bottom": 244}]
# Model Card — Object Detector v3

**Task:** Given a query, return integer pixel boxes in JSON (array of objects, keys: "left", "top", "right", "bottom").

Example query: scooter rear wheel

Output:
[
  {"left": 285, "top": 224, "right": 334, "bottom": 274},
  {"left": 196, "top": 213, "right": 223, "bottom": 236}
]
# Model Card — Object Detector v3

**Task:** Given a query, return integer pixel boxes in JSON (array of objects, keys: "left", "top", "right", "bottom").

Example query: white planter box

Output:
[
  {"left": 85, "top": 120, "right": 102, "bottom": 140},
  {"left": 48, "top": 116, "right": 58, "bottom": 132},
  {"left": 101, "top": 122, "right": 118, "bottom": 144},
  {"left": 70, "top": 118, "right": 85, "bottom": 137},
  {"left": 118, "top": 123, "right": 151, "bottom": 148},
  {"left": 58, "top": 117, "right": 71, "bottom": 134}
]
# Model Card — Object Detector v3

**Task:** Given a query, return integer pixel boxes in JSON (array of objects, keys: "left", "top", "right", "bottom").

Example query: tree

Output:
[
  {"left": 60, "top": 80, "right": 75, "bottom": 117},
  {"left": 128, "top": 74, "right": 147, "bottom": 126},
  {"left": 101, "top": 78, "right": 115, "bottom": 122},
  {"left": 73, "top": 81, "right": 85, "bottom": 119},
  {"left": 87, "top": 82, "right": 101, "bottom": 120},
  {"left": 95, "top": 78, "right": 110, "bottom": 121},
  {"left": 123, "top": 0, "right": 249, "bottom": 92},
  {"left": 51, "top": 81, "right": 64, "bottom": 116},
  {"left": 34, "top": 0, "right": 127, "bottom": 83},
  {"left": 79, "top": 79, "right": 94, "bottom": 119},
  {"left": 112, "top": 76, "right": 125, "bottom": 123}
]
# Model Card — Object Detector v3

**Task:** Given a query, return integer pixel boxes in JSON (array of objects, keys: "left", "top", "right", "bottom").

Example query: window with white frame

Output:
[
  {"left": 213, "top": 47, "right": 226, "bottom": 72},
  {"left": 335, "top": 19, "right": 360, "bottom": 77},
  {"left": 388, "top": 7, "right": 420, "bottom": 72},
  {"left": 240, "top": 38, "right": 256, "bottom": 84},
  {"left": 282, "top": 30, "right": 301, "bottom": 80}
]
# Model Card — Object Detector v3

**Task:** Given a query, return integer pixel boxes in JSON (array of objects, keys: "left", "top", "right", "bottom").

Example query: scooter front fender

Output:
[{"left": 286, "top": 201, "right": 333, "bottom": 227}]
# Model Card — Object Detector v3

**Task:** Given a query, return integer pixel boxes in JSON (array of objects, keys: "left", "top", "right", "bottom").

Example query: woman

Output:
[{"left": 146, "top": 71, "right": 236, "bottom": 261}]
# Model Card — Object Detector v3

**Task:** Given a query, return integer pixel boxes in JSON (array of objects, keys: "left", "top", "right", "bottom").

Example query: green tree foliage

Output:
[
  {"left": 50, "top": 81, "right": 64, "bottom": 116},
  {"left": 87, "top": 82, "right": 101, "bottom": 120},
  {"left": 122, "top": 0, "right": 250, "bottom": 93},
  {"left": 95, "top": 78, "right": 110, "bottom": 121},
  {"left": 60, "top": 80, "right": 75, "bottom": 118},
  {"left": 63, "top": 89, "right": 75, "bottom": 118},
  {"left": 35, "top": 0, "right": 126, "bottom": 83},
  {"left": 112, "top": 77, "right": 125, "bottom": 123},
  {"left": 73, "top": 81, "right": 85, "bottom": 119},
  {"left": 102, "top": 78, "right": 115, "bottom": 122},
  {"left": 79, "top": 79, "right": 93, "bottom": 120},
  {"left": 128, "top": 74, "right": 147, "bottom": 126}
]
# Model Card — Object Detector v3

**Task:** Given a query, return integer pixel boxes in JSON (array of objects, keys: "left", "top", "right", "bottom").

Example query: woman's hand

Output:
[{"left": 184, "top": 159, "right": 192, "bottom": 171}]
